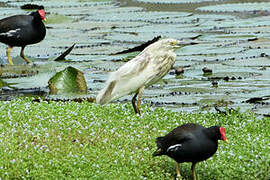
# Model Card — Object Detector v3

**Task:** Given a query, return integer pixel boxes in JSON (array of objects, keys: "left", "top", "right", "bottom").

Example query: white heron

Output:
[{"left": 96, "top": 38, "right": 196, "bottom": 114}]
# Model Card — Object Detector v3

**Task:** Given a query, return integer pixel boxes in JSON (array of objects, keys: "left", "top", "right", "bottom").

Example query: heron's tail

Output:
[{"left": 96, "top": 80, "right": 117, "bottom": 105}]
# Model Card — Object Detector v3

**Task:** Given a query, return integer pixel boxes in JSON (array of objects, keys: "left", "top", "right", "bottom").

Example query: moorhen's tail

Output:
[{"left": 153, "top": 136, "right": 165, "bottom": 156}]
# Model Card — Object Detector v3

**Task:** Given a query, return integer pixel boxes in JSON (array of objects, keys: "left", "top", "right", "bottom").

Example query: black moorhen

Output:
[
  {"left": 153, "top": 123, "right": 227, "bottom": 180},
  {"left": 0, "top": 7, "right": 46, "bottom": 65}
]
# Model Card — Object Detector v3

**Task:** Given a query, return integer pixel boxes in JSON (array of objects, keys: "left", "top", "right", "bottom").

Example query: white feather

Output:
[
  {"left": 96, "top": 38, "right": 178, "bottom": 105},
  {"left": 0, "top": 28, "right": 21, "bottom": 37},
  {"left": 167, "top": 144, "right": 182, "bottom": 152}
]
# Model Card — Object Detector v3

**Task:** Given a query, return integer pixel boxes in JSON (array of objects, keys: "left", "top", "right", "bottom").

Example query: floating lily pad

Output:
[
  {"left": 112, "top": 36, "right": 160, "bottom": 55},
  {"left": 86, "top": 11, "right": 191, "bottom": 23},
  {"left": 7, "top": 0, "right": 112, "bottom": 8},
  {"left": 252, "top": 104, "right": 270, "bottom": 117},
  {"left": 202, "top": 17, "right": 270, "bottom": 30},
  {"left": 105, "top": 32, "right": 199, "bottom": 44},
  {"left": 0, "top": 7, "right": 28, "bottom": 19},
  {"left": 45, "top": 14, "right": 72, "bottom": 24},
  {"left": 114, "top": 23, "right": 202, "bottom": 35},
  {"left": 48, "top": 3, "right": 116, "bottom": 17},
  {"left": 0, "top": 79, "right": 8, "bottom": 88},
  {"left": 0, "top": 64, "right": 42, "bottom": 78},
  {"left": 197, "top": 2, "right": 270, "bottom": 13},
  {"left": 132, "top": 0, "right": 228, "bottom": 4},
  {"left": 48, "top": 66, "right": 88, "bottom": 94},
  {"left": 2, "top": 0, "right": 270, "bottom": 115},
  {"left": 222, "top": 58, "right": 270, "bottom": 67}
]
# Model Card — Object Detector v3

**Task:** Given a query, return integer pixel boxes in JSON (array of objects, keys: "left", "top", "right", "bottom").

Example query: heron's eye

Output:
[{"left": 170, "top": 41, "right": 177, "bottom": 46}]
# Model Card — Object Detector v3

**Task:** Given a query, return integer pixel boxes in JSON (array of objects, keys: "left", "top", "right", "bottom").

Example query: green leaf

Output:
[
  {"left": 48, "top": 66, "right": 88, "bottom": 94},
  {"left": 0, "top": 79, "right": 8, "bottom": 88}
]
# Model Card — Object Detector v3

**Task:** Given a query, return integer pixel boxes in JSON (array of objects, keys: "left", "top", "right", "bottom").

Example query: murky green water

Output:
[{"left": 1, "top": 0, "right": 270, "bottom": 116}]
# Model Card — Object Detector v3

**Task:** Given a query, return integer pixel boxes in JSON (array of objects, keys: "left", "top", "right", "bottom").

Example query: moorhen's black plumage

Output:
[
  {"left": 0, "top": 8, "right": 46, "bottom": 65},
  {"left": 153, "top": 123, "right": 227, "bottom": 180}
]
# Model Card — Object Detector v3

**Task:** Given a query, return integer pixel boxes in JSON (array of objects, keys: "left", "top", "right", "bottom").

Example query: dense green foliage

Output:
[{"left": 0, "top": 98, "right": 269, "bottom": 179}]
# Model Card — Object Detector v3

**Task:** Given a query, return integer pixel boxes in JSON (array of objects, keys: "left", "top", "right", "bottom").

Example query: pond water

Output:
[{"left": 0, "top": 0, "right": 270, "bottom": 116}]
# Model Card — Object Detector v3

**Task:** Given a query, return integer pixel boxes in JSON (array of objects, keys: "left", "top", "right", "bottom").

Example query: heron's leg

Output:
[
  {"left": 176, "top": 163, "right": 182, "bottom": 180},
  {"left": 132, "top": 93, "right": 138, "bottom": 114},
  {"left": 7, "top": 46, "right": 13, "bottom": 65},
  {"left": 20, "top": 46, "right": 31, "bottom": 64},
  {"left": 136, "top": 86, "right": 145, "bottom": 115},
  {"left": 191, "top": 162, "right": 197, "bottom": 180}
]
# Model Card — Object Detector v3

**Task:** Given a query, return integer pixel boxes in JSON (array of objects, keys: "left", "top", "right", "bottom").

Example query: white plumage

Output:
[{"left": 96, "top": 38, "right": 195, "bottom": 114}]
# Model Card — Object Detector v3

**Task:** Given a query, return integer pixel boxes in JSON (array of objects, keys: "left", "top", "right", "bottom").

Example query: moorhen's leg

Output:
[
  {"left": 20, "top": 46, "right": 31, "bottom": 64},
  {"left": 7, "top": 46, "right": 13, "bottom": 65},
  {"left": 176, "top": 163, "right": 182, "bottom": 180},
  {"left": 191, "top": 162, "right": 197, "bottom": 180},
  {"left": 136, "top": 86, "right": 145, "bottom": 115},
  {"left": 132, "top": 93, "right": 138, "bottom": 114}
]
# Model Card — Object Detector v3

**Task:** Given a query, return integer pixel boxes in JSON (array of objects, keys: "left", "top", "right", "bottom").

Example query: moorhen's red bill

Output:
[
  {"left": 153, "top": 123, "right": 227, "bottom": 180},
  {"left": 0, "top": 7, "right": 46, "bottom": 65}
]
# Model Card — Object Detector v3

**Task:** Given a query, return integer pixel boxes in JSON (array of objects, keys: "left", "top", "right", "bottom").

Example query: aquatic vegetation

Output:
[
  {"left": 132, "top": 0, "right": 227, "bottom": 4},
  {"left": 48, "top": 66, "right": 88, "bottom": 94},
  {"left": 1, "top": 0, "right": 270, "bottom": 115},
  {"left": 0, "top": 98, "right": 269, "bottom": 179},
  {"left": 197, "top": 2, "right": 270, "bottom": 13}
]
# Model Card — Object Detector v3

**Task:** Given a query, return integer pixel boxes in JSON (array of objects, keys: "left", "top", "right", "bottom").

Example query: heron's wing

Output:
[
  {"left": 113, "top": 52, "right": 151, "bottom": 79},
  {"left": 96, "top": 52, "right": 152, "bottom": 104}
]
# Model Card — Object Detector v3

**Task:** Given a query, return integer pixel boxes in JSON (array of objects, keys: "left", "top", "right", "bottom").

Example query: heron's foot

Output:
[
  {"left": 135, "top": 86, "right": 144, "bottom": 115},
  {"left": 132, "top": 93, "right": 140, "bottom": 114}
]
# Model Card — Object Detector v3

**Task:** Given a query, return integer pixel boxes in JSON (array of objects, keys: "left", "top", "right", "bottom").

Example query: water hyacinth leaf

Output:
[{"left": 48, "top": 66, "right": 88, "bottom": 94}]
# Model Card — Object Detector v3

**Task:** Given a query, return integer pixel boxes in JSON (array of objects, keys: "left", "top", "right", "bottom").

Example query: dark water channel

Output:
[{"left": 1, "top": 0, "right": 270, "bottom": 116}]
